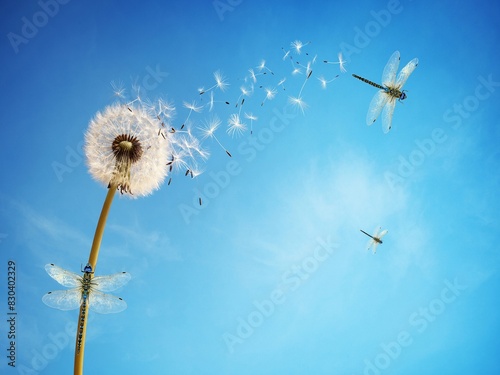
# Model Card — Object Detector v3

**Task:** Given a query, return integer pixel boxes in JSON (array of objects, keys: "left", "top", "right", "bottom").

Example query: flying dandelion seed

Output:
[
  {"left": 261, "top": 87, "right": 277, "bottom": 106},
  {"left": 291, "top": 40, "right": 310, "bottom": 54},
  {"left": 281, "top": 47, "right": 290, "bottom": 60},
  {"left": 257, "top": 60, "right": 274, "bottom": 75},
  {"left": 227, "top": 113, "right": 247, "bottom": 137},
  {"left": 244, "top": 112, "right": 257, "bottom": 134},
  {"left": 110, "top": 81, "right": 126, "bottom": 99},
  {"left": 317, "top": 75, "right": 339, "bottom": 89},
  {"left": 199, "top": 70, "right": 229, "bottom": 95},
  {"left": 198, "top": 115, "right": 231, "bottom": 156},
  {"left": 324, "top": 52, "right": 348, "bottom": 73},
  {"left": 288, "top": 96, "right": 308, "bottom": 114}
]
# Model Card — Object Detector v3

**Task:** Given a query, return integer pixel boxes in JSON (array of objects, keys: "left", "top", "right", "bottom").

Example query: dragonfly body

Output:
[
  {"left": 42, "top": 263, "right": 131, "bottom": 353},
  {"left": 352, "top": 74, "right": 407, "bottom": 101},
  {"left": 353, "top": 51, "right": 418, "bottom": 133},
  {"left": 360, "top": 227, "right": 388, "bottom": 254}
]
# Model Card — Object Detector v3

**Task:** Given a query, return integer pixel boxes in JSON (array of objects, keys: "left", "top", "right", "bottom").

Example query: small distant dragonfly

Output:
[
  {"left": 353, "top": 51, "right": 418, "bottom": 133},
  {"left": 42, "top": 263, "right": 131, "bottom": 353},
  {"left": 360, "top": 227, "right": 388, "bottom": 254}
]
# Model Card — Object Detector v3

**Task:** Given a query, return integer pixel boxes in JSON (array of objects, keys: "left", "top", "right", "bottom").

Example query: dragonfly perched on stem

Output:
[
  {"left": 42, "top": 263, "right": 131, "bottom": 353},
  {"left": 360, "top": 227, "right": 388, "bottom": 254},
  {"left": 353, "top": 51, "right": 418, "bottom": 133}
]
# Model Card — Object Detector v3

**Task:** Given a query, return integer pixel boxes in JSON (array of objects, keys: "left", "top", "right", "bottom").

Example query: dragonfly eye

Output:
[{"left": 400, "top": 92, "right": 407, "bottom": 100}]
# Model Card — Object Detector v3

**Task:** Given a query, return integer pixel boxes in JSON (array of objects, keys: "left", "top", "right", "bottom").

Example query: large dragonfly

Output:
[
  {"left": 42, "top": 263, "right": 131, "bottom": 352},
  {"left": 353, "top": 51, "right": 418, "bottom": 133},
  {"left": 360, "top": 227, "right": 388, "bottom": 254}
]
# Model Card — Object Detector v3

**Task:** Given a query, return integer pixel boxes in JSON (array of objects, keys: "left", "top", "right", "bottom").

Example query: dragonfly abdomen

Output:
[{"left": 352, "top": 74, "right": 386, "bottom": 90}]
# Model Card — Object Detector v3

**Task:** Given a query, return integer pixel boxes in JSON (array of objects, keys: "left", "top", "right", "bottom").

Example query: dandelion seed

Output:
[
  {"left": 85, "top": 103, "right": 169, "bottom": 196},
  {"left": 227, "top": 113, "right": 247, "bottom": 138},
  {"left": 257, "top": 60, "right": 274, "bottom": 75},
  {"left": 291, "top": 40, "right": 310, "bottom": 54},
  {"left": 111, "top": 81, "right": 126, "bottom": 99},
  {"left": 317, "top": 75, "right": 339, "bottom": 89},
  {"left": 198, "top": 115, "right": 231, "bottom": 156},
  {"left": 324, "top": 52, "right": 348, "bottom": 73},
  {"left": 261, "top": 87, "right": 277, "bottom": 106},
  {"left": 244, "top": 112, "right": 257, "bottom": 134},
  {"left": 199, "top": 70, "right": 229, "bottom": 95},
  {"left": 288, "top": 96, "right": 308, "bottom": 114},
  {"left": 278, "top": 78, "right": 286, "bottom": 90},
  {"left": 281, "top": 47, "right": 290, "bottom": 60}
]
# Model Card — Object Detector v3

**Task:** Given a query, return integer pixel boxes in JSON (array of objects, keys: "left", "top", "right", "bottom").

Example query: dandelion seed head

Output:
[{"left": 85, "top": 103, "right": 170, "bottom": 197}]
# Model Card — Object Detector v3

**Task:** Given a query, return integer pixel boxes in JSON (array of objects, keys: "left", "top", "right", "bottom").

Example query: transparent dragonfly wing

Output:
[
  {"left": 395, "top": 58, "right": 419, "bottom": 89},
  {"left": 92, "top": 272, "right": 131, "bottom": 293},
  {"left": 366, "top": 238, "right": 375, "bottom": 251},
  {"left": 45, "top": 264, "right": 82, "bottom": 288},
  {"left": 378, "top": 229, "right": 389, "bottom": 240},
  {"left": 381, "top": 51, "right": 400, "bottom": 87},
  {"left": 88, "top": 289, "right": 128, "bottom": 314},
  {"left": 42, "top": 288, "right": 82, "bottom": 311},
  {"left": 366, "top": 91, "right": 389, "bottom": 125},
  {"left": 381, "top": 98, "right": 397, "bottom": 133}
]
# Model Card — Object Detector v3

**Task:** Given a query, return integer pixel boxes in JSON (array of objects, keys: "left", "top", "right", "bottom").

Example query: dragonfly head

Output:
[
  {"left": 82, "top": 263, "right": 93, "bottom": 273},
  {"left": 399, "top": 90, "right": 408, "bottom": 101}
]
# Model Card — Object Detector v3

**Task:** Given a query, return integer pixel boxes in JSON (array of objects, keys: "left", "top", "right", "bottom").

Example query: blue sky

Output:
[{"left": 1, "top": 0, "right": 499, "bottom": 374}]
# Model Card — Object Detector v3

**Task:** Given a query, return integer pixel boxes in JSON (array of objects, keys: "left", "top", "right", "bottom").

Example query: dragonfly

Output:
[
  {"left": 360, "top": 227, "right": 388, "bottom": 254},
  {"left": 42, "top": 263, "right": 131, "bottom": 352},
  {"left": 352, "top": 51, "right": 418, "bottom": 133}
]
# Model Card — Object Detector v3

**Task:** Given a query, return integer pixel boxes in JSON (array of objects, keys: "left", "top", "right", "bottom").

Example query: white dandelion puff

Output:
[{"left": 85, "top": 103, "right": 169, "bottom": 197}]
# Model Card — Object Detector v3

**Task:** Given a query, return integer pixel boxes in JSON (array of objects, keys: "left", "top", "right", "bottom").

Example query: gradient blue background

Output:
[{"left": 1, "top": 0, "right": 499, "bottom": 374}]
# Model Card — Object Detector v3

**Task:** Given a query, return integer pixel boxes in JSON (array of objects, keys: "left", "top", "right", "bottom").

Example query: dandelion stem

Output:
[{"left": 74, "top": 184, "right": 117, "bottom": 375}]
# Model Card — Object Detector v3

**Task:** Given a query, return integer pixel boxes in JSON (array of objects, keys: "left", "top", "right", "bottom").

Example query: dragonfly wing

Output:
[
  {"left": 371, "top": 241, "right": 380, "bottom": 254},
  {"left": 381, "top": 51, "right": 400, "bottom": 87},
  {"left": 366, "top": 238, "right": 375, "bottom": 251},
  {"left": 92, "top": 272, "right": 131, "bottom": 292},
  {"left": 381, "top": 98, "right": 397, "bottom": 133},
  {"left": 396, "top": 58, "right": 418, "bottom": 89},
  {"left": 366, "top": 91, "right": 389, "bottom": 126},
  {"left": 88, "top": 290, "right": 127, "bottom": 314},
  {"left": 42, "top": 289, "right": 82, "bottom": 311},
  {"left": 45, "top": 264, "right": 82, "bottom": 288},
  {"left": 378, "top": 229, "right": 389, "bottom": 240}
]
